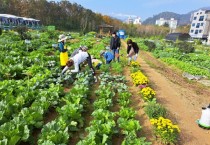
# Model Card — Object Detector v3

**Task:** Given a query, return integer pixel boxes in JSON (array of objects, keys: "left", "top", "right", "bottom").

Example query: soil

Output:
[{"left": 136, "top": 51, "right": 210, "bottom": 145}]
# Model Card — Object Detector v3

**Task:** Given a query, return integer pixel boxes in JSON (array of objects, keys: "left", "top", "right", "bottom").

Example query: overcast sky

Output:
[{"left": 52, "top": 0, "right": 210, "bottom": 20}]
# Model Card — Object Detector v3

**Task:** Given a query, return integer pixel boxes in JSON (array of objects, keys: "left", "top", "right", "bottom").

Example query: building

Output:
[
  {"left": 133, "top": 17, "right": 141, "bottom": 25},
  {"left": 126, "top": 16, "right": 133, "bottom": 24},
  {"left": 189, "top": 9, "right": 210, "bottom": 39},
  {"left": 125, "top": 16, "right": 141, "bottom": 25},
  {"left": 155, "top": 18, "right": 178, "bottom": 29},
  {"left": 0, "top": 14, "right": 40, "bottom": 30}
]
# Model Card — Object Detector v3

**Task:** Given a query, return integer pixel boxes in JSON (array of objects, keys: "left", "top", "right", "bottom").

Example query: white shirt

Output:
[{"left": 71, "top": 50, "right": 89, "bottom": 72}]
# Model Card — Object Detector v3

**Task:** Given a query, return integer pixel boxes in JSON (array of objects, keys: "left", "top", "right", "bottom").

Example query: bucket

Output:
[
  {"left": 118, "top": 29, "right": 125, "bottom": 39},
  {"left": 197, "top": 105, "right": 210, "bottom": 129}
]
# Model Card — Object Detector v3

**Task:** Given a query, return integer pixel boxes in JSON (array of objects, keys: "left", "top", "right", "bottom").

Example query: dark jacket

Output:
[
  {"left": 110, "top": 36, "right": 121, "bottom": 50},
  {"left": 86, "top": 53, "right": 95, "bottom": 75},
  {"left": 127, "top": 42, "right": 139, "bottom": 54},
  {"left": 58, "top": 42, "right": 67, "bottom": 52}
]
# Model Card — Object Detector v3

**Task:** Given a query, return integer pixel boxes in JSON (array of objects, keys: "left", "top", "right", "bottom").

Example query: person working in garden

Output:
[
  {"left": 100, "top": 50, "right": 114, "bottom": 64},
  {"left": 126, "top": 39, "right": 139, "bottom": 65},
  {"left": 61, "top": 48, "right": 95, "bottom": 75},
  {"left": 91, "top": 55, "right": 102, "bottom": 69},
  {"left": 58, "top": 34, "right": 68, "bottom": 69},
  {"left": 110, "top": 31, "right": 121, "bottom": 62}
]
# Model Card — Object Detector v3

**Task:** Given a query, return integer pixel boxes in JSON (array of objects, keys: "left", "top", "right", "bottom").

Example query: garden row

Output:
[
  {"left": 0, "top": 30, "right": 110, "bottom": 144},
  {"left": 132, "top": 38, "right": 210, "bottom": 78},
  {"left": 129, "top": 61, "right": 181, "bottom": 144},
  {"left": 78, "top": 72, "right": 151, "bottom": 145}
]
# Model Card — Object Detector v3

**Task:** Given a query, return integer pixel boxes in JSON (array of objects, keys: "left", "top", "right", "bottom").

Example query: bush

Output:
[
  {"left": 194, "top": 39, "right": 202, "bottom": 45},
  {"left": 15, "top": 26, "right": 31, "bottom": 40},
  {"left": 144, "top": 102, "right": 167, "bottom": 119},
  {"left": 144, "top": 40, "right": 156, "bottom": 51},
  {"left": 0, "top": 28, "right": 2, "bottom": 35},
  {"left": 175, "top": 42, "right": 195, "bottom": 53}
]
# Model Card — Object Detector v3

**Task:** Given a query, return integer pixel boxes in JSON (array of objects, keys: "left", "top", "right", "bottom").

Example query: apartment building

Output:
[
  {"left": 125, "top": 16, "right": 142, "bottom": 25},
  {"left": 133, "top": 17, "right": 142, "bottom": 25},
  {"left": 189, "top": 9, "right": 210, "bottom": 39},
  {"left": 155, "top": 18, "right": 178, "bottom": 29},
  {"left": 126, "top": 16, "right": 134, "bottom": 24}
]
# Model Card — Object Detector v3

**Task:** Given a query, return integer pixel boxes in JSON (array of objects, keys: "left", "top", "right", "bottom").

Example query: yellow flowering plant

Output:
[
  {"left": 139, "top": 87, "right": 156, "bottom": 102},
  {"left": 150, "top": 117, "right": 180, "bottom": 144},
  {"left": 130, "top": 71, "right": 149, "bottom": 86},
  {"left": 130, "top": 61, "right": 140, "bottom": 68}
]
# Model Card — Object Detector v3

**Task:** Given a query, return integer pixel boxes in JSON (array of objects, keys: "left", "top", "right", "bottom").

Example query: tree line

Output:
[{"left": 0, "top": 0, "right": 189, "bottom": 37}]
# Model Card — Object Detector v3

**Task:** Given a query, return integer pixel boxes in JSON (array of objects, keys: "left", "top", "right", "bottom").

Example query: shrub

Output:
[
  {"left": 144, "top": 102, "right": 167, "bottom": 119},
  {"left": 144, "top": 40, "right": 156, "bottom": 51},
  {"left": 175, "top": 41, "right": 195, "bottom": 53},
  {"left": 0, "top": 28, "right": 2, "bottom": 35},
  {"left": 15, "top": 26, "right": 31, "bottom": 40}
]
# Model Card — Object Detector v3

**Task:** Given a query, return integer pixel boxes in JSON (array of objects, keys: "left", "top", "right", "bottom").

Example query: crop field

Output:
[{"left": 0, "top": 30, "right": 210, "bottom": 145}]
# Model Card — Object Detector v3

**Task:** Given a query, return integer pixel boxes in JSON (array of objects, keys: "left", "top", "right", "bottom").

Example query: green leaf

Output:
[{"left": 8, "top": 136, "right": 21, "bottom": 145}]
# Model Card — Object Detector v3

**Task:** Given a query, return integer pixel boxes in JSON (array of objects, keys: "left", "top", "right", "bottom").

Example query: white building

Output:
[
  {"left": 133, "top": 17, "right": 141, "bottom": 25},
  {"left": 126, "top": 16, "right": 133, "bottom": 24},
  {"left": 189, "top": 9, "right": 210, "bottom": 39},
  {"left": 155, "top": 18, "right": 177, "bottom": 29}
]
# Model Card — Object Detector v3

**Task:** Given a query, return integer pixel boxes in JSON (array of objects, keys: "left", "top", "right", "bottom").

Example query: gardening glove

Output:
[{"left": 61, "top": 66, "right": 69, "bottom": 74}]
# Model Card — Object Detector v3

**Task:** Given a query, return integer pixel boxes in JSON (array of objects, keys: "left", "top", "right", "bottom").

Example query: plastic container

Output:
[
  {"left": 118, "top": 29, "right": 125, "bottom": 39},
  {"left": 197, "top": 105, "right": 210, "bottom": 129}
]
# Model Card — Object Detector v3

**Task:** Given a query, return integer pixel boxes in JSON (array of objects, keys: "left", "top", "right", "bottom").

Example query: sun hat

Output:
[
  {"left": 58, "top": 34, "right": 67, "bottom": 42},
  {"left": 100, "top": 50, "right": 105, "bottom": 56}
]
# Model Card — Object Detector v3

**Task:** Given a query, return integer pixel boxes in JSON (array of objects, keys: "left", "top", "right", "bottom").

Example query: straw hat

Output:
[{"left": 58, "top": 34, "right": 67, "bottom": 42}]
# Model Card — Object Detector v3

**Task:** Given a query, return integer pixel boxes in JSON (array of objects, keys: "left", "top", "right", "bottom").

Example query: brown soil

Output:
[{"left": 138, "top": 51, "right": 210, "bottom": 145}]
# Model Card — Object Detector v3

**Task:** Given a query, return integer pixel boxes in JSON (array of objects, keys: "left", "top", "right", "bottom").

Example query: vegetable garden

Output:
[{"left": 0, "top": 29, "right": 209, "bottom": 145}]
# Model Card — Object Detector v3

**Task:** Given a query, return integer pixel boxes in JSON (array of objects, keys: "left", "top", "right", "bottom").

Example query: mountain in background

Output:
[{"left": 142, "top": 6, "right": 210, "bottom": 26}]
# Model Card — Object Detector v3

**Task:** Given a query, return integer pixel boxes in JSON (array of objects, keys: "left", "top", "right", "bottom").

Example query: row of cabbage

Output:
[
  {"left": 0, "top": 30, "right": 78, "bottom": 144},
  {"left": 38, "top": 71, "right": 94, "bottom": 145},
  {"left": 78, "top": 72, "right": 151, "bottom": 145}
]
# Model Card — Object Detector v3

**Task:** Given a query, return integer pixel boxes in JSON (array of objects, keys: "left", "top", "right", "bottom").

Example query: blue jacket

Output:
[
  {"left": 58, "top": 42, "right": 67, "bottom": 52},
  {"left": 103, "top": 51, "right": 114, "bottom": 61}
]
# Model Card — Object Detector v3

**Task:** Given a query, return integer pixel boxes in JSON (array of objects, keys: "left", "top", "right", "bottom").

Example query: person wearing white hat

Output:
[{"left": 58, "top": 34, "right": 68, "bottom": 69}]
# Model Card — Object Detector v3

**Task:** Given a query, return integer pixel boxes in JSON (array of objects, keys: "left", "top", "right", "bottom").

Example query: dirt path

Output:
[{"left": 138, "top": 52, "right": 210, "bottom": 145}]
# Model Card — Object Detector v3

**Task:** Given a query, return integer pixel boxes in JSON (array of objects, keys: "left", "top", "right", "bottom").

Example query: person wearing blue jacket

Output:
[{"left": 100, "top": 50, "right": 114, "bottom": 64}]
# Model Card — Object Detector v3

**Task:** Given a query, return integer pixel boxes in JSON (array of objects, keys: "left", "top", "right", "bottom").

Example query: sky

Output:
[{"left": 53, "top": 0, "right": 210, "bottom": 21}]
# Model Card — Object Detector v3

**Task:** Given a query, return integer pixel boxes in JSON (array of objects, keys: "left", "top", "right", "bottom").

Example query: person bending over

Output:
[{"left": 62, "top": 49, "right": 95, "bottom": 75}]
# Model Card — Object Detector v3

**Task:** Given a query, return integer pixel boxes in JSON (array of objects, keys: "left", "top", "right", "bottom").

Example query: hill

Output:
[
  {"left": 142, "top": 12, "right": 190, "bottom": 26},
  {"left": 143, "top": 7, "right": 210, "bottom": 26}
]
